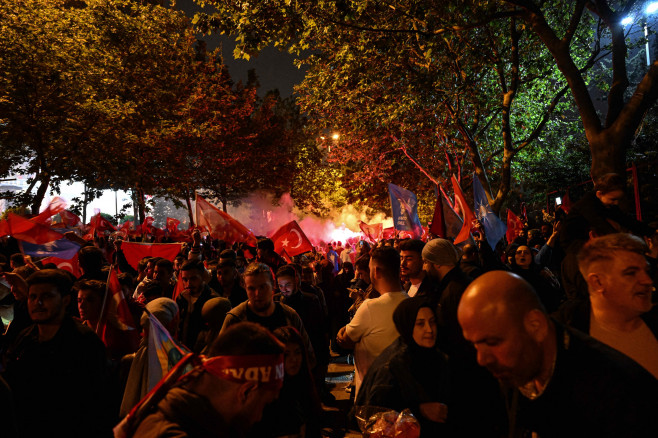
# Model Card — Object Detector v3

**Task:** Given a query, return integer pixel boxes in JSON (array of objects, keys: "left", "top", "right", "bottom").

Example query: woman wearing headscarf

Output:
[
  {"left": 119, "top": 298, "right": 182, "bottom": 418},
  {"left": 355, "top": 297, "right": 450, "bottom": 437}
]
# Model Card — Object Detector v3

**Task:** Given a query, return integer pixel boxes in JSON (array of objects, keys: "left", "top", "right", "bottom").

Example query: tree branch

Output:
[
  {"left": 611, "top": 60, "right": 658, "bottom": 144},
  {"left": 562, "top": 0, "right": 588, "bottom": 47},
  {"left": 514, "top": 84, "right": 570, "bottom": 152},
  {"left": 310, "top": 8, "right": 522, "bottom": 38},
  {"left": 507, "top": 0, "right": 603, "bottom": 137}
]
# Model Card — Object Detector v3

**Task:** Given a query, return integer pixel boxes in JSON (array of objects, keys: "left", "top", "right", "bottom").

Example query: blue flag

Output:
[
  {"left": 388, "top": 183, "right": 423, "bottom": 238},
  {"left": 21, "top": 237, "right": 81, "bottom": 260},
  {"left": 472, "top": 174, "right": 507, "bottom": 250}
]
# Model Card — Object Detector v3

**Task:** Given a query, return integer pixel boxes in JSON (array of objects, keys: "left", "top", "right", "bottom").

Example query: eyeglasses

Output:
[{"left": 515, "top": 250, "right": 531, "bottom": 255}]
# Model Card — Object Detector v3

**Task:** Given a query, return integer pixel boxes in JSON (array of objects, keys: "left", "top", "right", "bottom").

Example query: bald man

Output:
[{"left": 458, "top": 271, "right": 658, "bottom": 438}]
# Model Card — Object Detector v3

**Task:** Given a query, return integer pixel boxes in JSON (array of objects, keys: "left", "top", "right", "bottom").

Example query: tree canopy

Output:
[
  {"left": 0, "top": 0, "right": 327, "bottom": 220},
  {"left": 194, "top": 0, "right": 658, "bottom": 213}
]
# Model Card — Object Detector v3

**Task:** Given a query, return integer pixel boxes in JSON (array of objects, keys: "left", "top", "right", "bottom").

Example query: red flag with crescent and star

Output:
[
  {"left": 269, "top": 221, "right": 313, "bottom": 257},
  {"left": 506, "top": 209, "right": 525, "bottom": 244},
  {"left": 195, "top": 193, "right": 257, "bottom": 246}
]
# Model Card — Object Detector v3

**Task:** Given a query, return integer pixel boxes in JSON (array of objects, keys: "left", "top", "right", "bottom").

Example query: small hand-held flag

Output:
[
  {"left": 269, "top": 220, "right": 313, "bottom": 257},
  {"left": 506, "top": 209, "right": 525, "bottom": 243},
  {"left": 359, "top": 221, "right": 383, "bottom": 243}
]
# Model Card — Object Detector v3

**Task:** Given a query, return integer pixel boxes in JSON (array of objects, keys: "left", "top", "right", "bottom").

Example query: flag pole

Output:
[{"left": 96, "top": 265, "right": 113, "bottom": 335}]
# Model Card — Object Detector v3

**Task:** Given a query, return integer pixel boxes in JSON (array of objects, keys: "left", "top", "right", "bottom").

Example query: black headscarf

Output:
[
  {"left": 393, "top": 297, "right": 437, "bottom": 350},
  {"left": 391, "top": 296, "right": 448, "bottom": 415}
]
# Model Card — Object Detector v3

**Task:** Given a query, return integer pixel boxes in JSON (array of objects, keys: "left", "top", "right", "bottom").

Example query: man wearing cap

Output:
[
  {"left": 128, "top": 322, "right": 285, "bottom": 438},
  {"left": 419, "top": 238, "right": 472, "bottom": 351}
]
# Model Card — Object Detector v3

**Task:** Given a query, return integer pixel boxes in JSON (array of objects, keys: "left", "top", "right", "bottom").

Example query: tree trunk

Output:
[
  {"left": 185, "top": 189, "right": 195, "bottom": 227},
  {"left": 220, "top": 185, "right": 228, "bottom": 212},
  {"left": 30, "top": 174, "right": 51, "bottom": 215},
  {"left": 132, "top": 189, "right": 139, "bottom": 227},
  {"left": 137, "top": 189, "right": 146, "bottom": 225},
  {"left": 589, "top": 133, "right": 627, "bottom": 180}
]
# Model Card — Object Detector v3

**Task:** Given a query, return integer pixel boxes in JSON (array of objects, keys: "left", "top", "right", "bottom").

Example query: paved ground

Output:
[{"left": 320, "top": 354, "right": 362, "bottom": 437}]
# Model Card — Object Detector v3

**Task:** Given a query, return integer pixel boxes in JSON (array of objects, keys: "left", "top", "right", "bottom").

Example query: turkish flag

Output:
[
  {"left": 506, "top": 209, "right": 525, "bottom": 243},
  {"left": 359, "top": 221, "right": 383, "bottom": 243},
  {"left": 195, "top": 193, "right": 257, "bottom": 245},
  {"left": 97, "top": 269, "right": 139, "bottom": 354},
  {"left": 89, "top": 212, "right": 117, "bottom": 233},
  {"left": 141, "top": 216, "right": 155, "bottom": 234},
  {"left": 120, "top": 241, "right": 183, "bottom": 271},
  {"left": 451, "top": 176, "right": 476, "bottom": 245},
  {"left": 429, "top": 193, "right": 447, "bottom": 238},
  {"left": 32, "top": 197, "right": 67, "bottom": 225},
  {"left": 382, "top": 227, "right": 397, "bottom": 239},
  {"left": 40, "top": 253, "right": 82, "bottom": 277},
  {"left": 171, "top": 274, "right": 185, "bottom": 301},
  {"left": 5, "top": 213, "right": 64, "bottom": 244},
  {"left": 166, "top": 217, "right": 180, "bottom": 233},
  {"left": 269, "top": 221, "right": 313, "bottom": 257},
  {"left": 59, "top": 210, "right": 82, "bottom": 228}
]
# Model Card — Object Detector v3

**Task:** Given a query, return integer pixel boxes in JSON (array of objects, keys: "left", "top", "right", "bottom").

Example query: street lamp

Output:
[{"left": 622, "top": 2, "right": 658, "bottom": 65}]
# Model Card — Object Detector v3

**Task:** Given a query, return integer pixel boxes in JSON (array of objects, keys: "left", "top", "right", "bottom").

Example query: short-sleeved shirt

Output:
[{"left": 345, "top": 291, "right": 408, "bottom": 397}]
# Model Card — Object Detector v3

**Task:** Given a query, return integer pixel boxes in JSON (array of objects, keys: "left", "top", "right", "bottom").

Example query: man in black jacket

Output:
[
  {"left": 2, "top": 269, "right": 112, "bottom": 437},
  {"left": 177, "top": 260, "right": 218, "bottom": 349},
  {"left": 459, "top": 271, "right": 658, "bottom": 438}
]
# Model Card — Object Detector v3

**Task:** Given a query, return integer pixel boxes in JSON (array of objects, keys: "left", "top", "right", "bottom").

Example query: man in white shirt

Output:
[{"left": 337, "top": 246, "right": 408, "bottom": 397}]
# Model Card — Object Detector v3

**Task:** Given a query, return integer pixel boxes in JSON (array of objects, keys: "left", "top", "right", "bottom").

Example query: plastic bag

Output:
[{"left": 354, "top": 407, "right": 421, "bottom": 438}]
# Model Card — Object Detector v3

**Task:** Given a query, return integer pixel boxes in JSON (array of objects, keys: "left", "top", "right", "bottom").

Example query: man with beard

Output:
[
  {"left": 177, "top": 260, "right": 218, "bottom": 349},
  {"left": 2, "top": 270, "right": 111, "bottom": 437},
  {"left": 221, "top": 263, "right": 315, "bottom": 367},
  {"left": 399, "top": 239, "right": 437, "bottom": 297},
  {"left": 458, "top": 271, "right": 658, "bottom": 437},
  {"left": 337, "top": 247, "right": 408, "bottom": 397}
]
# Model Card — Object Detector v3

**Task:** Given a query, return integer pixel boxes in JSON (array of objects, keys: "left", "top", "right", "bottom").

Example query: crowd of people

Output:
[{"left": 0, "top": 172, "right": 657, "bottom": 437}]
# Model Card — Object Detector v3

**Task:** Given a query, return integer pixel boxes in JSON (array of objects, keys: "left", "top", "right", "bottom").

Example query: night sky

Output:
[{"left": 178, "top": 0, "right": 307, "bottom": 98}]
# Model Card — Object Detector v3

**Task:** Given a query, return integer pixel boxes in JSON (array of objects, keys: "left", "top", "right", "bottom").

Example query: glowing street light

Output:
[
  {"left": 647, "top": 2, "right": 658, "bottom": 14},
  {"left": 621, "top": 3, "right": 658, "bottom": 66},
  {"left": 331, "top": 132, "right": 340, "bottom": 140}
]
